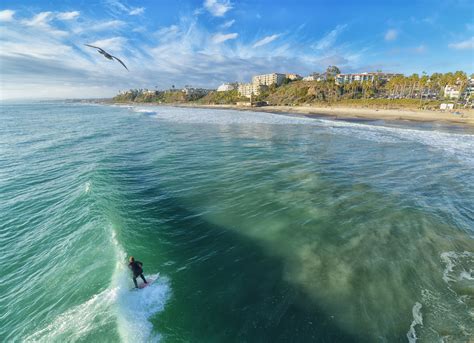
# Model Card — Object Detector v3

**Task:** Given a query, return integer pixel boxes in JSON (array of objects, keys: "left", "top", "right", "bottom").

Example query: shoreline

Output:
[
  {"left": 176, "top": 103, "right": 474, "bottom": 127},
  {"left": 106, "top": 101, "right": 474, "bottom": 127}
]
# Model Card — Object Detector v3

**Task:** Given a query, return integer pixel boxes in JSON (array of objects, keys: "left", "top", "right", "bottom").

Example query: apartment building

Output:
[
  {"left": 238, "top": 83, "right": 268, "bottom": 98},
  {"left": 238, "top": 83, "right": 253, "bottom": 98},
  {"left": 252, "top": 73, "right": 286, "bottom": 86}
]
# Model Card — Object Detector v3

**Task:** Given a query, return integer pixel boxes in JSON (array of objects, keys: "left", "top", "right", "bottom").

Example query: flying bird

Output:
[{"left": 84, "top": 44, "right": 128, "bottom": 71}]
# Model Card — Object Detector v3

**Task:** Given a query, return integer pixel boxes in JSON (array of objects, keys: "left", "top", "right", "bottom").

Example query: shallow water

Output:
[{"left": 0, "top": 102, "right": 473, "bottom": 342}]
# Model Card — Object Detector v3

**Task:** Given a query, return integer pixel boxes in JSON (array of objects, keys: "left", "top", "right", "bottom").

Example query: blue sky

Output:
[{"left": 1, "top": 0, "right": 473, "bottom": 99}]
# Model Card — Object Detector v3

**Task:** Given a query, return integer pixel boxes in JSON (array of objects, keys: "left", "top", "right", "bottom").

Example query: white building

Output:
[
  {"left": 285, "top": 73, "right": 302, "bottom": 81},
  {"left": 238, "top": 83, "right": 267, "bottom": 98},
  {"left": 303, "top": 73, "right": 326, "bottom": 82},
  {"left": 444, "top": 85, "right": 460, "bottom": 99},
  {"left": 238, "top": 83, "right": 253, "bottom": 98},
  {"left": 182, "top": 87, "right": 212, "bottom": 96},
  {"left": 252, "top": 73, "right": 286, "bottom": 87},
  {"left": 217, "top": 83, "right": 237, "bottom": 92},
  {"left": 335, "top": 72, "right": 402, "bottom": 85}
]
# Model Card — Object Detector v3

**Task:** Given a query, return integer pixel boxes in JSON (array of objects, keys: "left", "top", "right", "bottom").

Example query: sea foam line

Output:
[
  {"left": 406, "top": 302, "right": 423, "bottom": 343},
  {"left": 131, "top": 105, "right": 474, "bottom": 166}
]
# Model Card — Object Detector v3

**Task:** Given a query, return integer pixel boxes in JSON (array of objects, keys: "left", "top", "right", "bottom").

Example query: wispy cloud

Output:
[
  {"left": 90, "top": 19, "right": 126, "bottom": 31},
  {"left": 0, "top": 8, "right": 373, "bottom": 99},
  {"left": 0, "top": 9, "right": 15, "bottom": 22},
  {"left": 56, "top": 11, "right": 80, "bottom": 20},
  {"left": 212, "top": 32, "right": 238, "bottom": 44},
  {"left": 88, "top": 37, "right": 127, "bottom": 51},
  {"left": 106, "top": 0, "right": 145, "bottom": 16},
  {"left": 448, "top": 37, "right": 474, "bottom": 50},
  {"left": 22, "top": 11, "right": 54, "bottom": 27},
  {"left": 21, "top": 11, "right": 68, "bottom": 36},
  {"left": 204, "top": 0, "right": 232, "bottom": 17},
  {"left": 384, "top": 29, "right": 398, "bottom": 41},
  {"left": 253, "top": 34, "right": 281, "bottom": 48},
  {"left": 129, "top": 7, "right": 145, "bottom": 15},
  {"left": 313, "top": 24, "right": 347, "bottom": 50},
  {"left": 220, "top": 19, "right": 235, "bottom": 29}
]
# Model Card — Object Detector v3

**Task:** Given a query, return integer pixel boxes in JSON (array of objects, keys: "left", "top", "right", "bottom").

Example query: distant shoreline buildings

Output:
[
  {"left": 234, "top": 70, "right": 403, "bottom": 98},
  {"left": 335, "top": 72, "right": 402, "bottom": 85},
  {"left": 116, "top": 66, "right": 474, "bottom": 108}
]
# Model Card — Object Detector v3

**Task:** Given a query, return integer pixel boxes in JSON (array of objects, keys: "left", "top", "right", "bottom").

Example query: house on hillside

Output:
[
  {"left": 217, "top": 83, "right": 237, "bottom": 92},
  {"left": 444, "top": 85, "right": 460, "bottom": 99}
]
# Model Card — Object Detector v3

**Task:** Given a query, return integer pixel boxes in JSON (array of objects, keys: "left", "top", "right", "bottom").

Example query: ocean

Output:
[{"left": 0, "top": 101, "right": 473, "bottom": 342}]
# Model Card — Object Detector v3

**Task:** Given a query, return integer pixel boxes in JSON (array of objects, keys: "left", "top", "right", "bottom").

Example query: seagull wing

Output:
[
  {"left": 84, "top": 44, "right": 101, "bottom": 50},
  {"left": 84, "top": 44, "right": 107, "bottom": 54},
  {"left": 111, "top": 55, "right": 129, "bottom": 71}
]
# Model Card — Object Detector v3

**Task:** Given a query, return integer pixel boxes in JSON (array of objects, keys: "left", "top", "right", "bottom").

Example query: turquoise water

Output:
[{"left": 0, "top": 102, "right": 473, "bottom": 342}]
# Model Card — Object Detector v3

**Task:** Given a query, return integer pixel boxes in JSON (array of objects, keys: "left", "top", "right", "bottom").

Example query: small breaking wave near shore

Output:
[{"left": 25, "top": 229, "right": 171, "bottom": 342}]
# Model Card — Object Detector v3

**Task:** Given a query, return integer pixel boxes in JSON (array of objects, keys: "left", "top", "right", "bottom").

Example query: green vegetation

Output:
[
  {"left": 196, "top": 90, "right": 247, "bottom": 104},
  {"left": 113, "top": 89, "right": 187, "bottom": 103},
  {"left": 113, "top": 70, "right": 473, "bottom": 110}
]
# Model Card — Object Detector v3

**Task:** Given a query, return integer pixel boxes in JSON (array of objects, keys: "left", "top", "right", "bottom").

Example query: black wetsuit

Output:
[{"left": 128, "top": 260, "right": 147, "bottom": 288}]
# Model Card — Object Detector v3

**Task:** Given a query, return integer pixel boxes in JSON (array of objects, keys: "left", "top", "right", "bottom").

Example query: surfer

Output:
[{"left": 128, "top": 256, "right": 148, "bottom": 288}]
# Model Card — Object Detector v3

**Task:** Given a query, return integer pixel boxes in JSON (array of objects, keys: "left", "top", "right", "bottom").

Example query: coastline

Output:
[
  {"left": 104, "top": 100, "right": 474, "bottom": 127},
  {"left": 175, "top": 103, "right": 474, "bottom": 127}
]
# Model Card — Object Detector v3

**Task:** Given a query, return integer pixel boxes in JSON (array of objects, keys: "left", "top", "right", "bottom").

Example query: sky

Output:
[{"left": 0, "top": 0, "right": 473, "bottom": 99}]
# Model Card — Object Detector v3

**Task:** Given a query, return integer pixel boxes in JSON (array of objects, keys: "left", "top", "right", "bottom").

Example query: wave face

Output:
[{"left": 0, "top": 102, "right": 473, "bottom": 342}]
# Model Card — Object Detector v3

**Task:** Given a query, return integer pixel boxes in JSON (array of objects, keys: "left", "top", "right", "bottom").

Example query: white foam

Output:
[
  {"left": 116, "top": 273, "right": 171, "bottom": 343},
  {"left": 406, "top": 302, "right": 423, "bottom": 343},
  {"left": 26, "top": 229, "right": 171, "bottom": 342},
  {"left": 25, "top": 287, "right": 119, "bottom": 341},
  {"left": 441, "top": 251, "right": 474, "bottom": 284},
  {"left": 110, "top": 229, "right": 171, "bottom": 343},
  {"left": 132, "top": 108, "right": 158, "bottom": 115},
  {"left": 84, "top": 181, "right": 91, "bottom": 193},
  {"left": 130, "top": 106, "right": 474, "bottom": 166}
]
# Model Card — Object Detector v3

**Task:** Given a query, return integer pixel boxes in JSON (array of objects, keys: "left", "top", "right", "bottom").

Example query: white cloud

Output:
[
  {"left": 88, "top": 37, "right": 127, "bottom": 51},
  {"left": 23, "top": 11, "right": 54, "bottom": 27},
  {"left": 21, "top": 11, "right": 68, "bottom": 36},
  {"left": 89, "top": 19, "right": 126, "bottom": 31},
  {"left": 156, "top": 25, "right": 180, "bottom": 37},
  {"left": 212, "top": 32, "right": 238, "bottom": 44},
  {"left": 253, "top": 34, "right": 281, "bottom": 48},
  {"left": 0, "top": 10, "right": 365, "bottom": 100},
  {"left": 204, "top": 0, "right": 232, "bottom": 17},
  {"left": 221, "top": 19, "right": 235, "bottom": 28},
  {"left": 106, "top": 0, "right": 145, "bottom": 16},
  {"left": 313, "top": 24, "right": 347, "bottom": 50},
  {"left": 56, "top": 11, "right": 80, "bottom": 20},
  {"left": 384, "top": 29, "right": 398, "bottom": 41},
  {"left": 0, "top": 9, "right": 15, "bottom": 22},
  {"left": 448, "top": 37, "right": 474, "bottom": 50},
  {"left": 129, "top": 7, "right": 145, "bottom": 15}
]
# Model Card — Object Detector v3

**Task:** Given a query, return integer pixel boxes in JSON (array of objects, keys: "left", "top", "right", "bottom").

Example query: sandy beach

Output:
[{"left": 172, "top": 103, "right": 474, "bottom": 127}]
